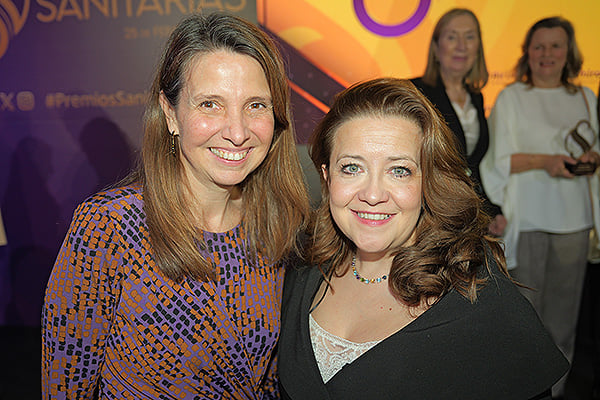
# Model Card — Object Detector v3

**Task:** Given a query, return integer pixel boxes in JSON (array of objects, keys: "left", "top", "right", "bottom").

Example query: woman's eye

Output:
[
  {"left": 249, "top": 102, "right": 266, "bottom": 109},
  {"left": 341, "top": 164, "right": 360, "bottom": 174},
  {"left": 391, "top": 166, "right": 411, "bottom": 178},
  {"left": 200, "top": 100, "right": 216, "bottom": 108}
]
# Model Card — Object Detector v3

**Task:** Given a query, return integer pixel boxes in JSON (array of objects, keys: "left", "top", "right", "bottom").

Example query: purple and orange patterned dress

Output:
[{"left": 42, "top": 185, "right": 282, "bottom": 399}]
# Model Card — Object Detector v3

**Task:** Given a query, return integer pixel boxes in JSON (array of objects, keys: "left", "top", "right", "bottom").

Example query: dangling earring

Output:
[{"left": 170, "top": 131, "right": 179, "bottom": 156}]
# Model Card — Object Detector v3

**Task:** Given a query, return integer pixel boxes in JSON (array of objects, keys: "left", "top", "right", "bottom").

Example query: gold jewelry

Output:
[{"left": 170, "top": 131, "right": 178, "bottom": 156}]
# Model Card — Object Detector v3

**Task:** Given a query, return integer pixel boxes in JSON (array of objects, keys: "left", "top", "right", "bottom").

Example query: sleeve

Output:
[
  {"left": 474, "top": 91, "right": 503, "bottom": 217},
  {"left": 480, "top": 87, "right": 519, "bottom": 208},
  {"left": 42, "top": 199, "right": 124, "bottom": 399},
  {"left": 260, "top": 352, "right": 280, "bottom": 400},
  {"left": 583, "top": 86, "right": 599, "bottom": 136}
]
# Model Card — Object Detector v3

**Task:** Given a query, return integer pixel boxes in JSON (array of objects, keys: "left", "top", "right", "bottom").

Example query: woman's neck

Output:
[
  {"left": 440, "top": 72, "right": 468, "bottom": 107},
  {"left": 190, "top": 183, "right": 243, "bottom": 233},
  {"left": 440, "top": 69, "right": 465, "bottom": 87},
  {"left": 531, "top": 75, "right": 562, "bottom": 89},
  {"left": 353, "top": 252, "right": 393, "bottom": 279}
]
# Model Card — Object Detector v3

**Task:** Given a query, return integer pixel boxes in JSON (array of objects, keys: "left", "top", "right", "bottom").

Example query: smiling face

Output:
[
  {"left": 527, "top": 26, "right": 568, "bottom": 88},
  {"left": 160, "top": 49, "right": 275, "bottom": 194},
  {"left": 434, "top": 13, "right": 480, "bottom": 79},
  {"left": 323, "top": 115, "right": 423, "bottom": 261}
]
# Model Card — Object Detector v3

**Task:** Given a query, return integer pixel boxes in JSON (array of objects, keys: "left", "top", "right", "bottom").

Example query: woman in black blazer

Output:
[
  {"left": 411, "top": 8, "right": 505, "bottom": 235},
  {"left": 278, "top": 78, "right": 567, "bottom": 400}
]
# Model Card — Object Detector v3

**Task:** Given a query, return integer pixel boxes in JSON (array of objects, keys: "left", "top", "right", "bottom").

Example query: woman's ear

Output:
[
  {"left": 159, "top": 91, "right": 178, "bottom": 133},
  {"left": 321, "top": 164, "right": 328, "bottom": 182}
]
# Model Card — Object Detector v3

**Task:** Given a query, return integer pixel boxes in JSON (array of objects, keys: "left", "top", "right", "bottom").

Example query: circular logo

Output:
[
  {"left": 353, "top": 0, "right": 431, "bottom": 37},
  {"left": 0, "top": 0, "right": 31, "bottom": 59}
]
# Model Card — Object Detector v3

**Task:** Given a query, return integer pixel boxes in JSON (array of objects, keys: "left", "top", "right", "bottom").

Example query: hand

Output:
[
  {"left": 544, "top": 154, "right": 576, "bottom": 178},
  {"left": 488, "top": 214, "right": 507, "bottom": 237},
  {"left": 579, "top": 150, "right": 600, "bottom": 167}
]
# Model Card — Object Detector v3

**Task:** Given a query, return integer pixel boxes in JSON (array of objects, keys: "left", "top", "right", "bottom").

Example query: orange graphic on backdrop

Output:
[
  {"left": 0, "top": 0, "right": 30, "bottom": 59},
  {"left": 259, "top": 0, "right": 600, "bottom": 114},
  {"left": 260, "top": 0, "right": 433, "bottom": 86}
]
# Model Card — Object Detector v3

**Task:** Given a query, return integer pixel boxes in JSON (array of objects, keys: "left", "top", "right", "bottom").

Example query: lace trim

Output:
[{"left": 309, "top": 314, "right": 381, "bottom": 383}]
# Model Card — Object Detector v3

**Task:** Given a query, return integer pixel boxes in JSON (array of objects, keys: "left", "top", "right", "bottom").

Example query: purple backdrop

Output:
[
  {"left": 0, "top": 0, "right": 343, "bottom": 326},
  {"left": 1, "top": 1, "right": 325, "bottom": 326}
]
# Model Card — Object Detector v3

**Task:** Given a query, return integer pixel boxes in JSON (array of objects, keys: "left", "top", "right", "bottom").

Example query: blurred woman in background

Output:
[
  {"left": 412, "top": 8, "right": 505, "bottom": 236},
  {"left": 481, "top": 16, "right": 600, "bottom": 398}
]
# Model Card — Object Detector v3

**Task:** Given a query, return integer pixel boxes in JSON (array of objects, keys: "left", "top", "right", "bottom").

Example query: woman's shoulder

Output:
[
  {"left": 410, "top": 76, "right": 426, "bottom": 87},
  {"left": 77, "top": 184, "right": 143, "bottom": 215},
  {"left": 283, "top": 264, "right": 322, "bottom": 291},
  {"left": 410, "top": 77, "right": 439, "bottom": 94},
  {"left": 496, "top": 82, "right": 526, "bottom": 97},
  {"left": 401, "top": 259, "right": 568, "bottom": 397},
  {"left": 491, "top": 83, "right": 530, "bottom": 113},
  {"left": 83, "top": 184, "right": 143, "bottom": 207},
  {"left": 580, "top": 85, "right": 597, "bottom": 104},
  {"left": 581, "top": 85, "right": 595, "bottom": 96},
  {"left": 282, "top": 264, "right": 323, "bottom": 309},
  {"left": 474, "top": 257, "right": 533, "bottom": 312},
  {"left": 71, "top": 184, "right": 146, "bottom": 229}
]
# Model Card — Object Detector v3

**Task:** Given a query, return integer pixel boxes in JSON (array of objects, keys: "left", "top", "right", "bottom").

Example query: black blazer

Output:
[
  {"left": 411, "top": 77, "right": 500, "bottom": 216},
  {"left": 278, "top": 262, "right": 569, "bottom": 400}
]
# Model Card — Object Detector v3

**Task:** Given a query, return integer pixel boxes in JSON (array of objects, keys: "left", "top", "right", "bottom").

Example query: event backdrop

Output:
[{"left": 1, "top": 0, "right": 599, "bottom": 326}]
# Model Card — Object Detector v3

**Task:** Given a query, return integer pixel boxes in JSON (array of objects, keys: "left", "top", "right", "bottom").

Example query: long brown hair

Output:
[
  {"left": 138, "top": 13, "right": 310, "bottom": 282},
  {"left": 514, "top": 16, "right": 583, "bottom": 93},
  {"left": 422, "top": 8, "right": 488, "bottom": 92},
  {"left": 309, "top": 78, "right": 505, "bottom": 305}
]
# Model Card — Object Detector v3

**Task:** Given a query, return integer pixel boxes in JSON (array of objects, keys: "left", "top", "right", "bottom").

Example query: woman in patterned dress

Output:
[{"left": 42, "top": 13, "right": 310, "bottom": 399}]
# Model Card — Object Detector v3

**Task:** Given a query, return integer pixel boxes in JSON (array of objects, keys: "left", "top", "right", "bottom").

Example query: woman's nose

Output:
[
  {"left": 222, "top": 109, "right": 250, "bottom": 146},
  {"left": 357, "top": 174, "right": 389, "bottom": 205}
]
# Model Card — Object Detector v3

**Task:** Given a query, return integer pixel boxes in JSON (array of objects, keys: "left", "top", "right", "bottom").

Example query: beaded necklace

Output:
[{"left": 351, "top": 256, "right": 388, "bottom": 284}]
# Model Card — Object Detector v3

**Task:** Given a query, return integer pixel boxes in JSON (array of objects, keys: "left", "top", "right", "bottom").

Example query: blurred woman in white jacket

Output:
[{"left": 481, "top": 16, "right": 600, "bottom": 398}]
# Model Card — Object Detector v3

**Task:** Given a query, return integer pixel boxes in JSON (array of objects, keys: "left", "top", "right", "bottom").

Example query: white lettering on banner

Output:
[
  {"left": 44, "top": 91, "right": 148, "bottom": 109},
  {"left": 0, "top": 90, "right": 146, "bottom": 111},
  {"left": 124, "top": 24, "right": 172, "bottom": 39},
  {"left": 35, "top": 0, "right": 247, "bottom": 21}
]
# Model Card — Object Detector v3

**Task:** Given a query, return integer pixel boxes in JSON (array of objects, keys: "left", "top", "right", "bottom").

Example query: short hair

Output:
[
  {"left": 308, "top": 78, "right": 505, "bottom": 305},
  {"left": 138, "top": 13, "right": 310, "bottom": 281},
  {"left": 422, "top": 8, "right": 488, "bottom": 92},
  {"left": 515, "top": 16, "right": 583, "bottom": 93}
]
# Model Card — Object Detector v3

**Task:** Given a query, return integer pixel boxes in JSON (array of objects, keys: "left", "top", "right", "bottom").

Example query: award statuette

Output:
[{"left": 564, "top": 120, "right": 597, "bottom": 175}]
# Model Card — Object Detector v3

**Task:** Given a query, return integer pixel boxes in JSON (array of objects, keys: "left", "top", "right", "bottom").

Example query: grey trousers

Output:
[{"left": 511, "top": 229, "right": 589, "bottom": 396}]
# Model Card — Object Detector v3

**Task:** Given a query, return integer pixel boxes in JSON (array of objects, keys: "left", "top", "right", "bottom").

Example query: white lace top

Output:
[{"left": 309, "top": 314, "right": 381, "bottom": 383}]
